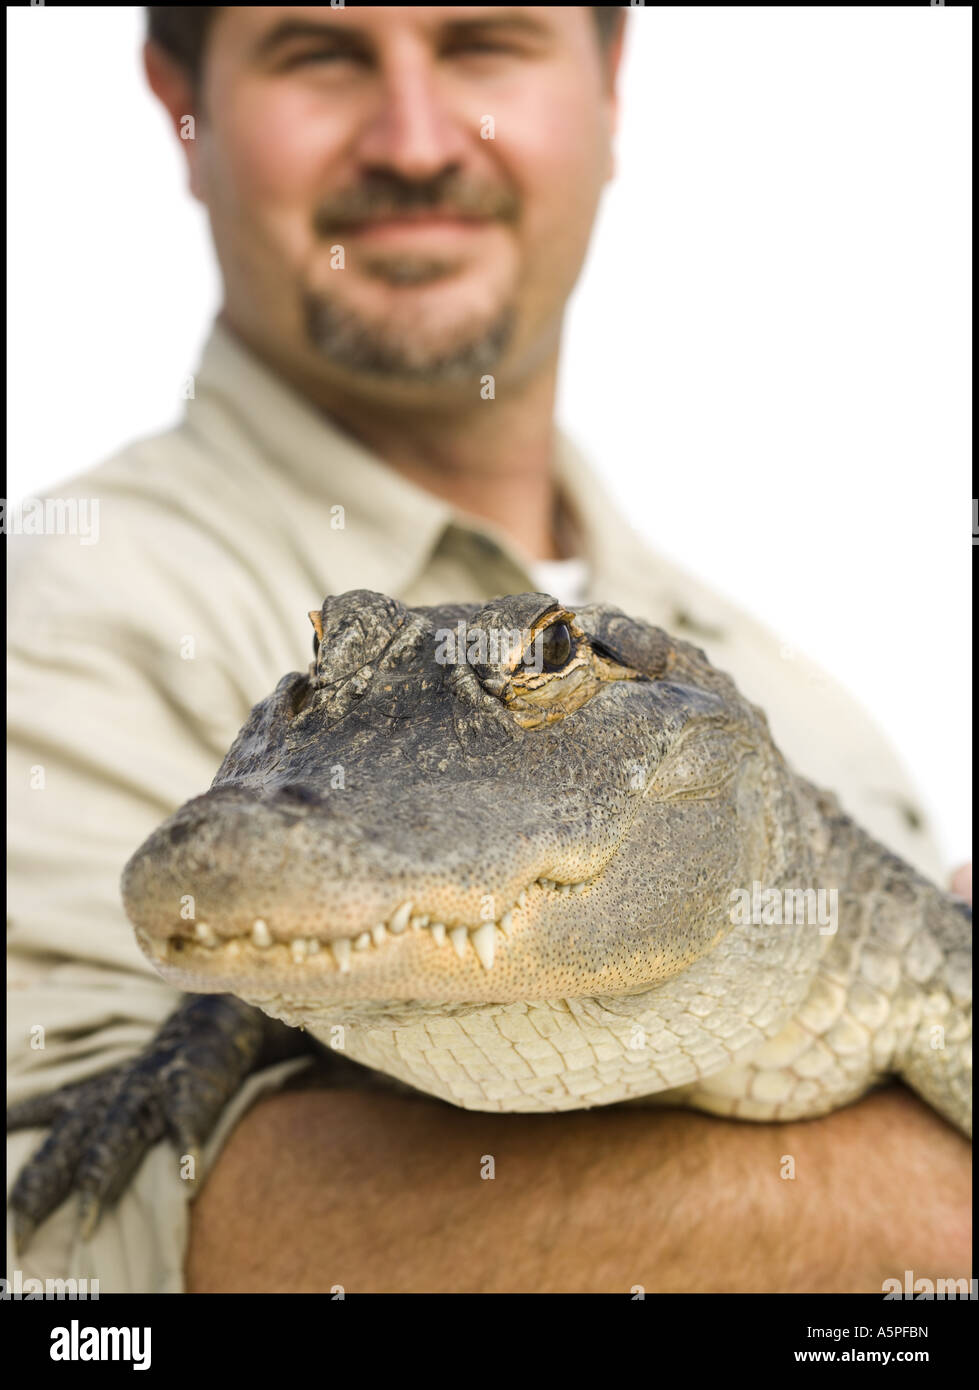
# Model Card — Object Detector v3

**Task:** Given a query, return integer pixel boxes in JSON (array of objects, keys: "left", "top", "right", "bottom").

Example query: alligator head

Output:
[{"left": 123, "top": 590, "right": 809, "bottom": 1005}]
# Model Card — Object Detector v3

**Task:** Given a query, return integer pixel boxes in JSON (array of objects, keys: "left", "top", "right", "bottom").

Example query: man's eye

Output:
[
  {"left": 284, "top": 50, "right": 357, "bottom": 70},
  {"left": 446, "top": 40, "right": 516, "bottom": 58}
]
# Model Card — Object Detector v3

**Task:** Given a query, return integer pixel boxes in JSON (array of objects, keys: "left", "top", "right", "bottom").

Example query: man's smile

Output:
[{"left": 335, "top": 212, "right": 497, "bottom": 245}]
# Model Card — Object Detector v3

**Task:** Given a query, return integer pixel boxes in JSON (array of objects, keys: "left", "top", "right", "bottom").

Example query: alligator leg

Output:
[{"left": 7, "top": 994, "right": 316, "bottom": 1254}]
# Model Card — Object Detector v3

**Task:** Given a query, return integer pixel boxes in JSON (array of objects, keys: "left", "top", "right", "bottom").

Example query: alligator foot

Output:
[{"left": 7, "top": 994, "right": 313, "bottom": 1253}]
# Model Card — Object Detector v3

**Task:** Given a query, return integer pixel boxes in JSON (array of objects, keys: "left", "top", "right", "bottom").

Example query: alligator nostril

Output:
[
  {"left": 167, "top": 819, "right": 195, "bottom": 847},
  {"left": 289, "top": 677, "right": 314, "bottom": 718},
  {"left": 274, "top": 784, "right": 326, "bottom": 808}
]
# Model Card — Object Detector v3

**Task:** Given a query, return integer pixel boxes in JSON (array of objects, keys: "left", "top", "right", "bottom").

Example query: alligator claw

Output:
[{"left": 7, "top": 994, "right": 311, "bottom": 1252}]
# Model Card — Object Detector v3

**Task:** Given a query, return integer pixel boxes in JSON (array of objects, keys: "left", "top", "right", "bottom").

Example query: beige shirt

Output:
[{"left": 6, "top": 319, "right": 944, "bottom": 1292}]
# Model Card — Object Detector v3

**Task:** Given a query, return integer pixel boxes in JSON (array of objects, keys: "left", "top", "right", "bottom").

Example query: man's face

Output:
[{"left": 181, "top": 6, "right": 620, "bottom": 394}]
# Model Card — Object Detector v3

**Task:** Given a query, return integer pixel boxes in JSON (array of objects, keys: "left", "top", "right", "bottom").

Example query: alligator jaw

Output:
[{"left": 135, "top": 873, "right": 596, "bottom": 997}]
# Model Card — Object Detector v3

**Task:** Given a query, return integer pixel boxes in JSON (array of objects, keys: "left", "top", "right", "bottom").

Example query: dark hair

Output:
[
  {"left": 592, "top": 7, "right": 624, "bottom": 48},
  {"left": 146, "top": 6, "right": 623, "bottom": 88},
  {"left": 146, "top": 7, "right": 216, "bottom": 88}
]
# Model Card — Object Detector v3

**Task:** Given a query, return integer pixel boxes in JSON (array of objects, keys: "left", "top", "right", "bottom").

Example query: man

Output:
[{"left": 7, "top": 7, "right": 970, "bottom": 1292}]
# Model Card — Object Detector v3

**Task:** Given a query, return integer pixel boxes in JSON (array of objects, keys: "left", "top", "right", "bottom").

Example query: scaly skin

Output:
[{"left": 119, "top": 590, "right": 970, "bottom": 1134}]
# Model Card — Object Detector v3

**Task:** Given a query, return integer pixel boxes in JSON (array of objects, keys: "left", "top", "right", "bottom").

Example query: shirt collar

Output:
[
  {"left": 185, "top": 316, "right": 652, "bottom": 601},
  {"left": 185, "top": 318, "right": 452, "bottom": 596}
]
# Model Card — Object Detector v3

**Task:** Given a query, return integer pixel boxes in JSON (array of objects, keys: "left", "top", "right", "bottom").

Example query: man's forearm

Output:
[{"left": 186, "top": 1084, "right": 970, "bottom": 1293}]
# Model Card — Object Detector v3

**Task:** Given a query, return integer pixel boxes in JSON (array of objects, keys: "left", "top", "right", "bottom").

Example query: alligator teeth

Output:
[
  {"left": 535, "top": 876, "right": 587, "bottom": 895},
  {"left": 140, "top": 931, "right": 167, "bottom": 963},
  {"left": 173, "top": 876, "right": 584, "bottom": 967},
  {"left": 470, "top": 921, "right": 496, "bottom": 971},
  {"left": 389, "top": 901, "right": 413, "bottom": 934}
]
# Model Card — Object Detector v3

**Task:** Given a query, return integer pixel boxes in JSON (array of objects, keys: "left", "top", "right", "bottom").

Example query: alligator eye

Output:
[{"left": 538, "top": 620, "right": 574, "bottom": 671}]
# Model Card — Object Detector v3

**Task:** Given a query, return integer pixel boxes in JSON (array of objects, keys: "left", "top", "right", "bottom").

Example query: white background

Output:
[{"left": 7, "top": 6, "right": 972, "bottom": 866}]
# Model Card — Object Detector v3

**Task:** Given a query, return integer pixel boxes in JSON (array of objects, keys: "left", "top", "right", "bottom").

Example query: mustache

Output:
[{"left": 314, "top": 171, "right": 520, "bottom": 235}]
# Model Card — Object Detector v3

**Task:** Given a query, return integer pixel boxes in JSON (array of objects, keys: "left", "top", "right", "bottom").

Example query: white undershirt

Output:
[{"left": 528, "top": 556, "right": 590, "bottom": 609}]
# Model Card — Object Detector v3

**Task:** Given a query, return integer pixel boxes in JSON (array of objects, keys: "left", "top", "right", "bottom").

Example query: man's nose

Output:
[{"left": 355, "top": 60, "right": 473, "bottom": 182}]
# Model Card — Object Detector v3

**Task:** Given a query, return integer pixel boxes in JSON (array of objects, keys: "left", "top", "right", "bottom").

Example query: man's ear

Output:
[
  {"left": 143, "top": 39, "right": 205, "bottom": 201},
  {"left": 602, "top": 13, "right": 628, "bottom": 182}
]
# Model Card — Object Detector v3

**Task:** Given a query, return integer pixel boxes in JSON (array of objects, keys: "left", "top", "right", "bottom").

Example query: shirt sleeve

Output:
[{"left": 5, "top": 537, "right": 304, "bottom": 1291}]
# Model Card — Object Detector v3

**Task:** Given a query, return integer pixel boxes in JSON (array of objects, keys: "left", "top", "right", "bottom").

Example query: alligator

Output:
[{"left": 8, "top": 590, "right": 972, "bottom": 1250}]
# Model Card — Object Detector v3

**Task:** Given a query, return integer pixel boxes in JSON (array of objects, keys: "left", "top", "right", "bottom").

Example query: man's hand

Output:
[
  {"left": 185, "top": 1083, "right": 970, "bottom": 1293},
  {"left": 951, "top": 862, "right": 972, "bottom": 905}
]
